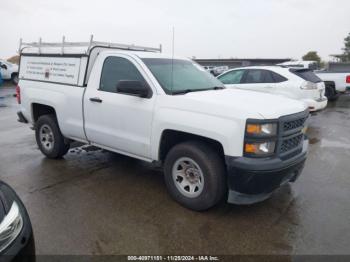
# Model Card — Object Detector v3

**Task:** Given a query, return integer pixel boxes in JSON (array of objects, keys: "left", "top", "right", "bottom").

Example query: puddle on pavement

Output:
[
  {"left": 70, "top": 145, "right": 103, "bottom": 154},
  {"left": 0, "top": 97, "right": 6, "bottom": 107},
  {"left": 321, "top": 139, "right": 350, "bottom": 149},
  {"left": 335, "top": 110, "right": 348, "bottom": 115},
  {"left": 306, "top": 126, "right": 320, "bottom": 137},
  {"left": 309, "top": 137, "right": 320, "bottom": 144},
  {"left": 82, "top": 145, "right": 101, "bottom": 152}
]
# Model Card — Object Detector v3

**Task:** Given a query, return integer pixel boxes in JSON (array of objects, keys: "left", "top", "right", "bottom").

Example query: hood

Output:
[{"left": 161, "top": 89, "right": 307, "bottom": 120}]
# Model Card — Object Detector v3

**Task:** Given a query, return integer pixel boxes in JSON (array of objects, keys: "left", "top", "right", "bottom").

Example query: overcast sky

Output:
[{"left": 1, "top": 0, "right": 349, "bottom": 60}]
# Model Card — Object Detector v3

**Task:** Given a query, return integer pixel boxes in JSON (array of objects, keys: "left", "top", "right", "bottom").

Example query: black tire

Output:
[
  {"left": 35, "top": 114, "right": 70, "bottom": 159},
  {"left": 11, "top": 73, "right": 19, "bottom": 85},
  {"left": 325, "top": 82, "right": 338, "bottom": 101},
  {"left": 164, "top": 141, "right": 227, "bottom": 211}
]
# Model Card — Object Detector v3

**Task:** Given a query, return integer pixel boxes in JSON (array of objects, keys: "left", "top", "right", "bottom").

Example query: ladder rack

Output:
[{"left": 18, "top": 35, "right": 162, "bottom": 55}]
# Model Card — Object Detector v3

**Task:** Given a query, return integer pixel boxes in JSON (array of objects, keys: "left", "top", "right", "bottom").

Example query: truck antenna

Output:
[
  {"left": 18, "top": 38, "right": 23, "bottom": 54},
  {"left": 171, "top": 26, "right": 175, "bottom": 94}
]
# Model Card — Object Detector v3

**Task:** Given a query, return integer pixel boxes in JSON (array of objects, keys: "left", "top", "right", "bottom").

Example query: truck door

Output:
[{"left": 83, "top": 54, "right": 156, "bottom": 160}]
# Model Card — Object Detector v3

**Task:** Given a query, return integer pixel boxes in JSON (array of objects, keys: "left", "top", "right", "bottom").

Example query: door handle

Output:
[{"left": 89, "top": 97, "right": 103, "bottom": 103}]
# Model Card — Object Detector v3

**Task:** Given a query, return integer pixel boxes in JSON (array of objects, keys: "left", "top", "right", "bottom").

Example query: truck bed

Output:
[{"left": 315, "top": 71, "right": 350, "bottom": 92}]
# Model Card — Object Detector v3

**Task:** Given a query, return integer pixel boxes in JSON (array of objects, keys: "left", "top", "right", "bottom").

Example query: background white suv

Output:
[
  {"left": 217, "top": 66, "right": 327, "bottom": 112},
  {"left": 0, "top": 59, "right": 19, "bottom": 84}
]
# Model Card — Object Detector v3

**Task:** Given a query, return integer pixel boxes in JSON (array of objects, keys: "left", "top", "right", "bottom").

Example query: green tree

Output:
[
  {"left": 302, "top": 51, "right": 321, "bottom": 63},
  {"left": 341, "top": 32, "right": 350, "bottom": 62},
  {"left": 302, "top": 51, "right": 324, "bottom": 69}
]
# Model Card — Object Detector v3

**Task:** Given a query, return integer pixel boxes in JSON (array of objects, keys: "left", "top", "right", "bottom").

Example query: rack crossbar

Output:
[{"left": 19, "top": 35, "right": 162, "bottom": 54}]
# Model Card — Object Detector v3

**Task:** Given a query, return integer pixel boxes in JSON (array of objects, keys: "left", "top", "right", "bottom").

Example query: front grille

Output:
[
  {"left": 280, "top": 134, "right": 303, "bottom": 153},
  {"left": 283, "top": 117, "right": 306, "bottom": 132},
  {"left": 279, "top": 111, "right": 308, "bottom": 158}
]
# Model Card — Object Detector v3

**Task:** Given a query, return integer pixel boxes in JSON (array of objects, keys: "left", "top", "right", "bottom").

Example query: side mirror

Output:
[
  {"left": 116, "top": 80, "right": 151, "bottom": 98},
  {"left": 0, "top": 64, "right": 7, "bottom": 70}
]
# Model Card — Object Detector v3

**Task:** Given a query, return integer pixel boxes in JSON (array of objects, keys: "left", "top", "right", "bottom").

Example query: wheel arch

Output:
[
  {"left": 31, "top": 103, "right": 57, "bottom": 123},
  {"left": 11, "top": 72, "right": 18, "bottom": 78},
  {"left": 158, "top": 129, "right": 225, "bottom": 163}
]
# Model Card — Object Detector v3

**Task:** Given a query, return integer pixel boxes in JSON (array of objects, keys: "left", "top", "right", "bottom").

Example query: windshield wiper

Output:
[
  {"left": 172, "top": 86, "right": 225, "bottom": 95},
  {"left": 172, "top": 88, "right": 212, "bottom": 95}
]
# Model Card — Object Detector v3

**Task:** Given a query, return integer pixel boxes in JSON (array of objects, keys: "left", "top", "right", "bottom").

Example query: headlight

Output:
[
  {"left": 246, "top": 123, "right": 277, "bottom": 136},
  {"left": 0, "top": 202, "right": 23, "bottom": 253},
  {"left": 244, "top": 141, "right": 276, "bottom": 156}
]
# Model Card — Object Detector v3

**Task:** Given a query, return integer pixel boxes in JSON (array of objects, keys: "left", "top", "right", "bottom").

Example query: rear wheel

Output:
[
  {"left": 164, "top": 141, "right": 226, "bottom": 211},
  {"left": 35, "top": 115, "right": 70, "bottom": 158},
  {"left": 324, "top": 82, "right": 338, "bottom": 101}
]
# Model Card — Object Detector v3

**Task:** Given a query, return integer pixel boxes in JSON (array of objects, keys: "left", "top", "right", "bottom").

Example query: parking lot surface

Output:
[{"left": 0, "top": 85, "right": 349, "bottom": 255}]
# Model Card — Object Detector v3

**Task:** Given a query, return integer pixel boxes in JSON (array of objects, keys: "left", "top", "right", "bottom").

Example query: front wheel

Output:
[
  {"left": 164, "top": 141, "right": 226, "bottom": 211},
  {"left": 35, "top": 115, "right": 70, "bottom": 159}
]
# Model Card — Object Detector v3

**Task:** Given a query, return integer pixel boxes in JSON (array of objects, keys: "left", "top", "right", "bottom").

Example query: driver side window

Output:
[
  {"left": 218, "top": 70, "right": 244, "bottom": 85},
  {"left": 99, "top": 56, "right": 146, "bottom": 93}
]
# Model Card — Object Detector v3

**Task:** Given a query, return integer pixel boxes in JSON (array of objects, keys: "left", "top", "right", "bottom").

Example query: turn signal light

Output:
[
  {"left": 246, "top": 124, "right": 261, "bottom": 134},
  {"left": 246, "top": 123, "right": 277, "bottom": 136},
  {"left": 244, "top": 141, "right": 276, "bottom": 155},
  {"left": 245, "top": 143, "right": 257, "bottom": 153}
]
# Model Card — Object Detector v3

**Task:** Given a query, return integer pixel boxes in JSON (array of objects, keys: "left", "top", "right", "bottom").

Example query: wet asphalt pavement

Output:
[{"left": 0, "top": 85, "right": 349, "bottom": 256}]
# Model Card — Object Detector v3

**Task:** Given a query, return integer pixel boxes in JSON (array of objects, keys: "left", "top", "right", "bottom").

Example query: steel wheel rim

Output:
[
  {"left": 39, "top": 124, "right": 54, "bottom": 151},
  {"left": 172, "top": 157, "right": 204, "bottom": 198}
]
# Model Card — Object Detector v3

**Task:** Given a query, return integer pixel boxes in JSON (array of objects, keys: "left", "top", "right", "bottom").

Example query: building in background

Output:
[{"left": 327, "top": 62, "right": 350, "bottom": 72}]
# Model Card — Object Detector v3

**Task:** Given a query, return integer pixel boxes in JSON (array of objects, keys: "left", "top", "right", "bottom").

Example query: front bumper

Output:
[
  {"left": 302, "top": 98, "right": 327, "bottom": 112},
  {"left": 225, "top": 139, "right": 308, "bottom": 205}
]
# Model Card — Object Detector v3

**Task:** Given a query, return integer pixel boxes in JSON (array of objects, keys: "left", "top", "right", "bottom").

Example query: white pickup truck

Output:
[
  {"left": 17, "top": 38, "right": 309, "bottom": 211},
  {"left": 315, "top": 71, "right": 350, "bottom": 94}
]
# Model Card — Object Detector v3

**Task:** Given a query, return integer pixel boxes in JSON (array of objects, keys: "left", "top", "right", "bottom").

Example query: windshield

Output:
[{"left": 142, "top": 58, "right": 225, "bottom": 94}]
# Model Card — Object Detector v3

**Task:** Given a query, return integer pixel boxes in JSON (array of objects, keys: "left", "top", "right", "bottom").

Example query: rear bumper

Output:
[
  {"left": 225, "top": 139, "right": 308, "bottom": 205},
  {"left": 302, "top": 98, "right": 327, "bottom": 112}
]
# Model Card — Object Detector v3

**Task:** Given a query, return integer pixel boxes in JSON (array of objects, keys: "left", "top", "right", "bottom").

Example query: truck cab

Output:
[{"left": 17, "top": 37, "right": 309, "bottom": 211}]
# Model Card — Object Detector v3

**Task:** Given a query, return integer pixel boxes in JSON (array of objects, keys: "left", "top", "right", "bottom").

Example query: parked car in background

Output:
[
  {"left": 211, "top": 66, "right": 229, "bottom": 76},
  {"left": 278, "top": 60, "right": 349, "bottom": 101},
  {"left": 203, "top": 65, "right": 228, "bottom": 76},
  {"left": 217, "top": 66, "right": 327, "bottom": 112},
  {"left": 17, "top": 38, "right": 309, "bottom": 211},
  {"left": 278, "top": 60, "right": 319, "bottom": 70},
  {"left": 203, "top": 66, "right": 215, "bottom": 71},
  {"left": 0, "top": 181, "right": 35, "bottom": 261},
  {"left": 0, "top": 69, "right": 3, "bottom": 87},
  {"left": 0, "top": 60, "right": 19, "bottom": 85}
]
